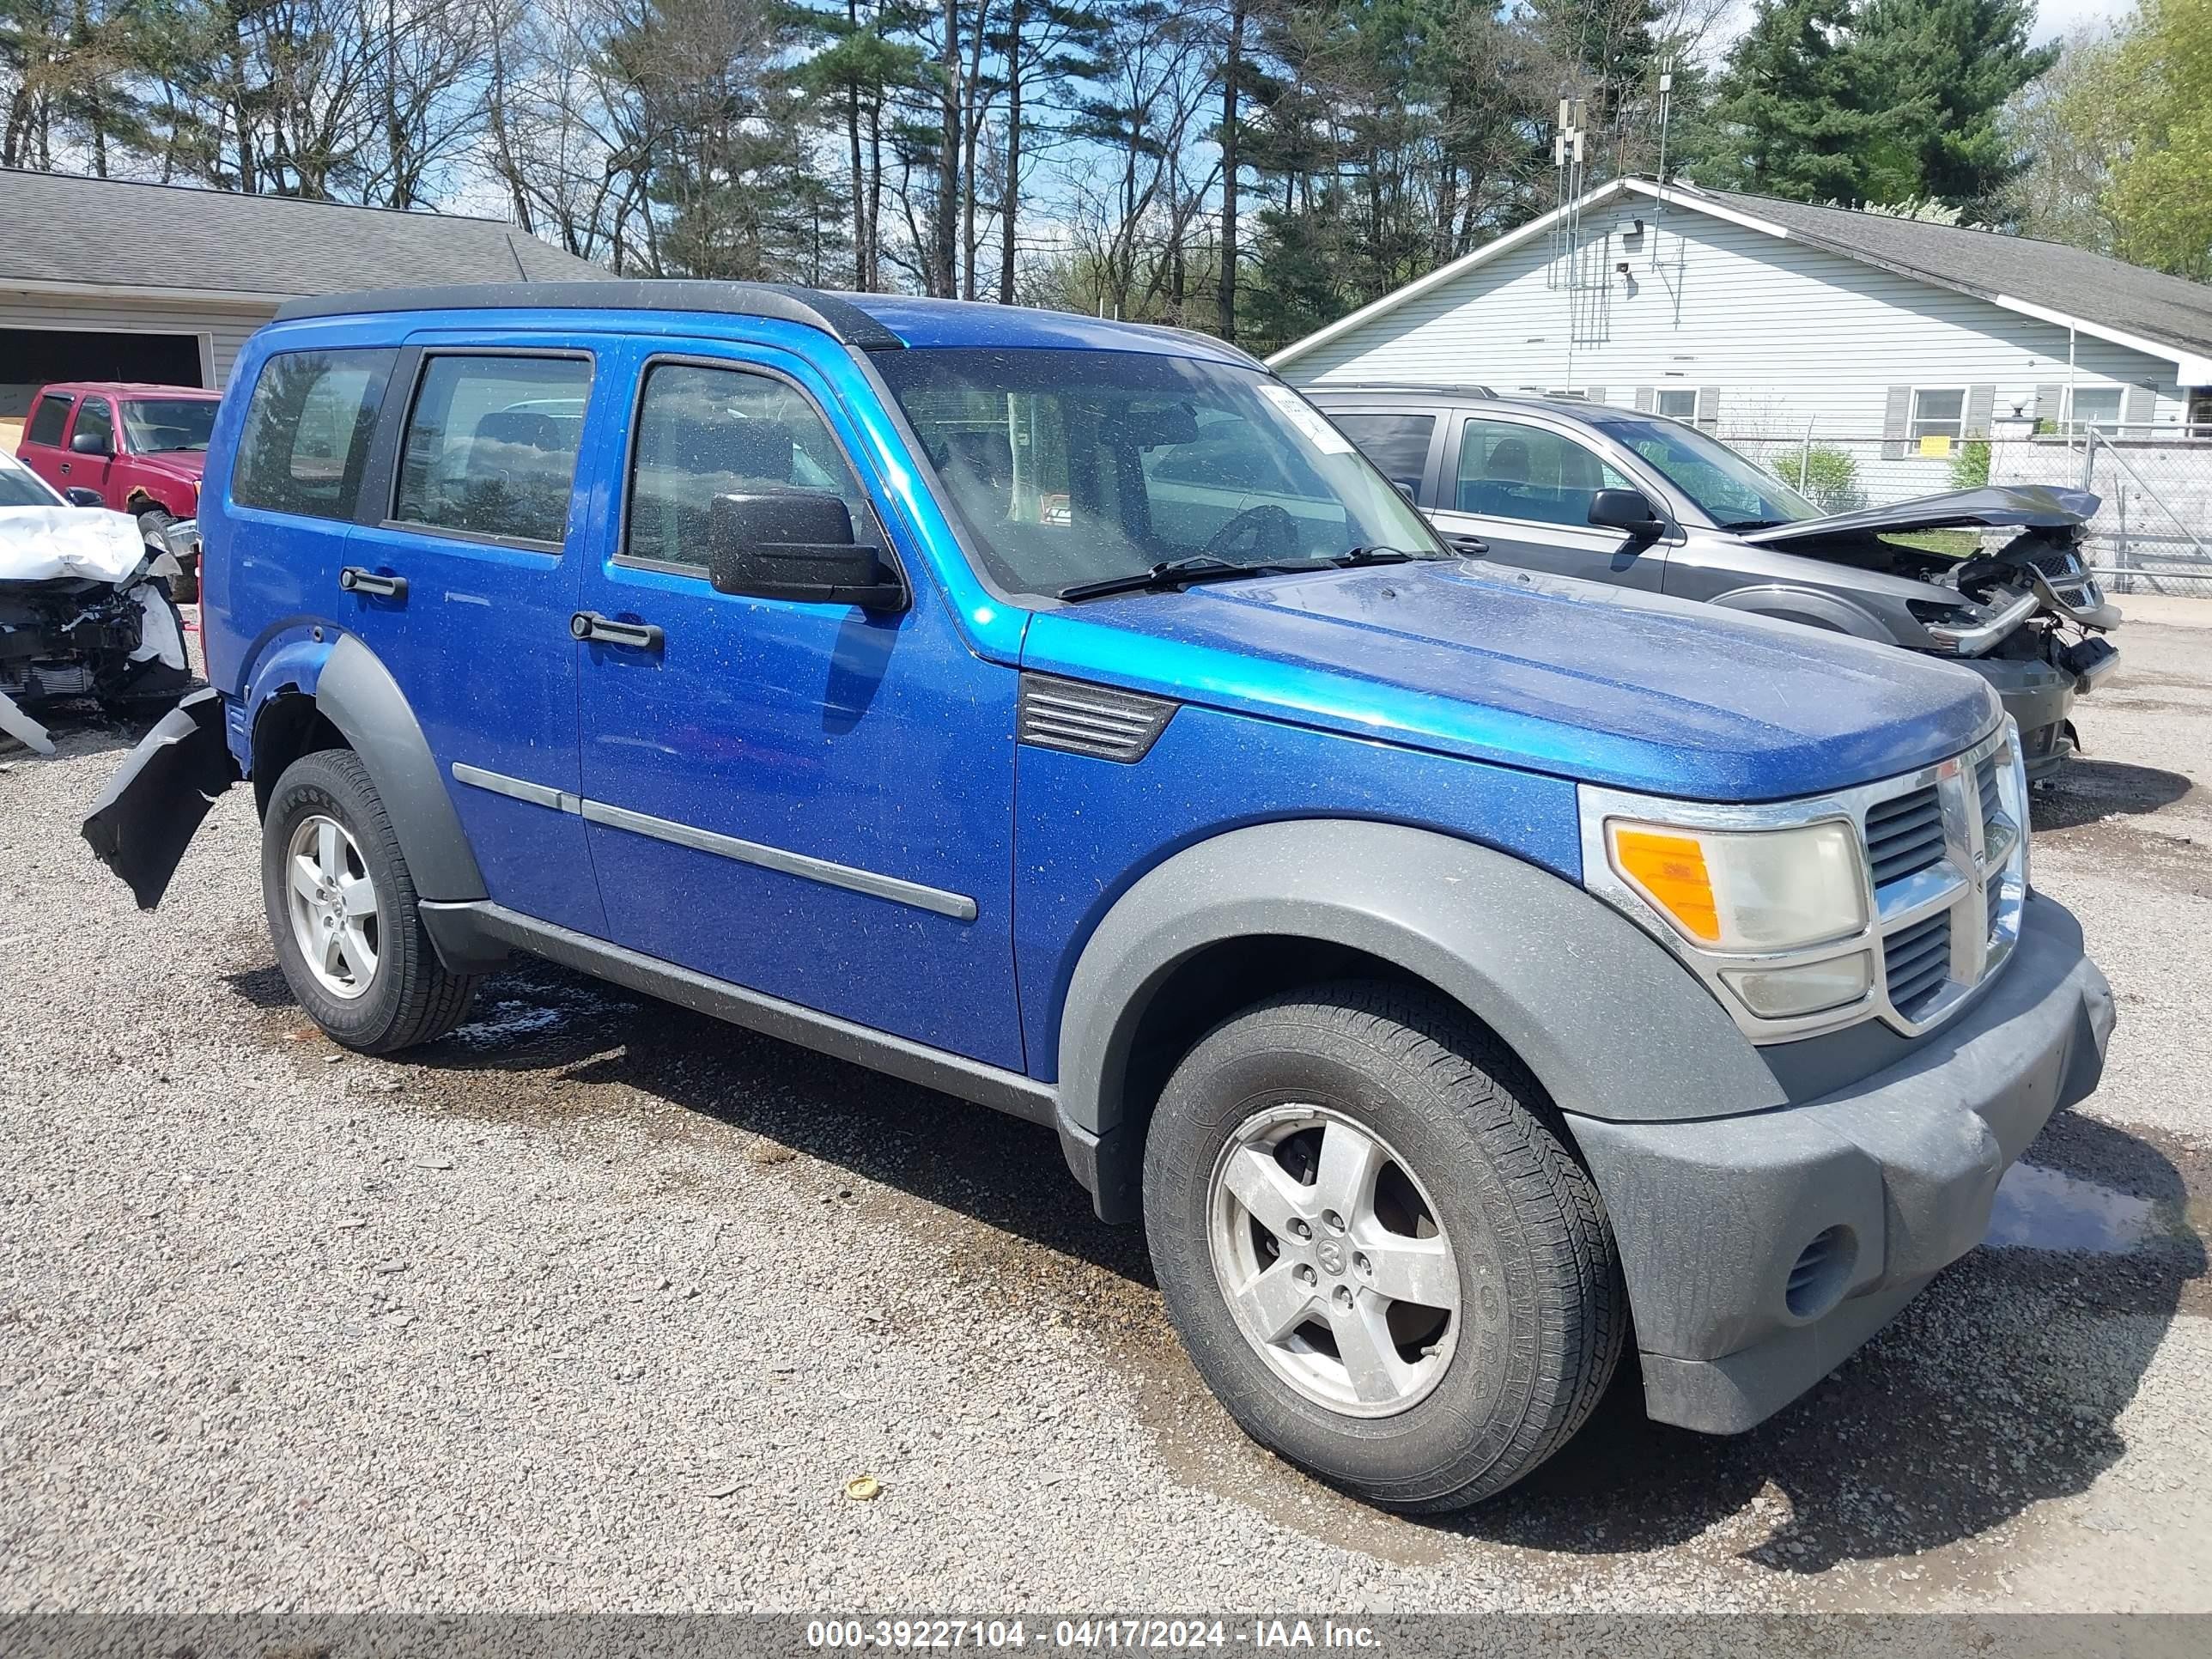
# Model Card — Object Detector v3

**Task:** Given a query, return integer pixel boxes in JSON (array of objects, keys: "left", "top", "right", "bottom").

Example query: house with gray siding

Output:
[
  {"left": 1, "top": 168, "right": 600, "bottom": 443},
  {"left": 1271, "top": 178, "right": 2212, "bottom": 514}
]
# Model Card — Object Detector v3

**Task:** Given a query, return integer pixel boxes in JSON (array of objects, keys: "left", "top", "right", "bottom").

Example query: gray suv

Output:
[{"left": 1306, "top": 386, "right": 2120, "bottom": 779}]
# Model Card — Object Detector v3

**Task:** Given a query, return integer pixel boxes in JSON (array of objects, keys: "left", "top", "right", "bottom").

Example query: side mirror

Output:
[
  {"left": 70, "top": 430, "right": 112, "bottom": 457},
  {"left": 1588, "top": 488, "right": 1666, "bottom": 538},
  {"left": 705, "top": 490, "right": 906, "bottom": 611},
  {"left": 63, "top": 487, "right": 105, "bottom": 508}
]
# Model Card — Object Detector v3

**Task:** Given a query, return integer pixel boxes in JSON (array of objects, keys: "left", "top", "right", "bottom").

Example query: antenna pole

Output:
[{"left": 1653, "top": 61, "right": 1674, "bottom": 269}]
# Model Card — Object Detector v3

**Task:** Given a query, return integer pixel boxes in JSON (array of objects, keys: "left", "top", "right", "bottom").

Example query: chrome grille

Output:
[
  {"left": 1863, "top": 786, "right": 1944, "bottom": 885},
  {"left": 1976, "top": 754, "right": 2001, "bottom": 823},
  {"left": 1884, "top": 912, "right": 1951, "bottom": 1013}
]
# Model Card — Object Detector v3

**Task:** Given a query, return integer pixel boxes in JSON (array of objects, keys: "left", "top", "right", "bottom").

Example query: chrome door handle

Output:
[
  {"left": 339, "top": 567, "right": 407, "bottom": 599},
  {"left": 570, "top": 611, "right": 664, "bottom": 651}
]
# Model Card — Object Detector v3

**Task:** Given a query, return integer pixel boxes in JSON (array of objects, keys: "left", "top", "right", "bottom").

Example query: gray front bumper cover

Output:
[{"left": 1567, "top": 891, "right": 2112, "bottom": 1434}]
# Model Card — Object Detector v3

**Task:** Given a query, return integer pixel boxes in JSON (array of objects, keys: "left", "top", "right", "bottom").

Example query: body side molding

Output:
[{"left": 449, "top": 760, "right": 978, "bottom": 921}]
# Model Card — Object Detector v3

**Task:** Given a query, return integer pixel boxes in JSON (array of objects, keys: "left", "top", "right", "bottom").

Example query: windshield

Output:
[
  {"left": 873, "top": 348, "right": 1444, "bottom": 599},
  {"left": 1583, "top": 412, "right": 1823, "bottom": 530},
  {"left": 0, "top": 456, "right": 61, "bottom": 507},
  {"left": 121, "top": 398, "right": 218, "bottom": 454}
]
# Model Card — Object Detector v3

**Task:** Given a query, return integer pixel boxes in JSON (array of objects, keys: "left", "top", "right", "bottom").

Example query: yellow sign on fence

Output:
[{"left": 1918, "top": 433, "right": 1954, "bottom": 459}]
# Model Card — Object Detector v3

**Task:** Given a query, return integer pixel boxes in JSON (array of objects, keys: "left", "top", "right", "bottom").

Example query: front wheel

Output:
[
  {"left": 260, "top": 748, "right": 480, "bottom": 1053},
  {"left": 1142, "top": 981, "right": 1626, "bottom": 1511}
]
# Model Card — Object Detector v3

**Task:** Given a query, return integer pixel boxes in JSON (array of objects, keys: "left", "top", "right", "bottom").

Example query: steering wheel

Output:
[{"left": 1200, "top": 503, "right": 1301, "bottom": 562}]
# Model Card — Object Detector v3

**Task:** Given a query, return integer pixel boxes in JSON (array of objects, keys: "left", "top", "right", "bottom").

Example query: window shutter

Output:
[
  {"left": 2034, "top": 384, "right": 2060, "bottom": 429},
  {"left": 1964, "top": 384, "right": 1995, "bottom": 440},
  {"left": 1633, "top": 387, "right": 1655, "bottom": 412},
  {"left": 2121, "top": 385, "right": 2154, "bottom": 432},
  {"left": 1693, "top": 386, "right": 1720, "bottom": 431},
  {"left": 1583, "top": 386, "right": 1606, "bottom": 406},
  {"left": 1882, "top": 386, "right": 1912, "bottom": 459}
]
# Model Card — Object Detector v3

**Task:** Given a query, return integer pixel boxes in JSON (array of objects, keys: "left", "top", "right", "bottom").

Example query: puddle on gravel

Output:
[{"left": 1984, "top": 1164, "right": 2164, "bottom": 1255}]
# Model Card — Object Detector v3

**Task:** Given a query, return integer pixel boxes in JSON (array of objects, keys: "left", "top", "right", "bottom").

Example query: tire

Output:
[
  {"left": 260, "top": 748, "right": 480, "bottom": 1053},
  {"left": 1142, "top": 980, "right": 1626, "bottom": 1512},
  {"left": 137, "top": 507, "right": 196, "bottom": 602}
]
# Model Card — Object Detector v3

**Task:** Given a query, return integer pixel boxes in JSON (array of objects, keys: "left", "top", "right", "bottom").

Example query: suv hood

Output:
[
  {"left": 1021, "top": 560, "right": 1998, "bottom": 803},
  {"left": 1739, "top": 484, "right": 2095, "bottom": 548},
  {"left": 132, "top": 450, "right": 207, "bottom": 485}
]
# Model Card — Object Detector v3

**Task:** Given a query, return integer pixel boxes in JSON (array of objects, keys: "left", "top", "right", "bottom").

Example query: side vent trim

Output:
[{"left": 1018, "top": 675, "right": 1176, "bottom": 763}]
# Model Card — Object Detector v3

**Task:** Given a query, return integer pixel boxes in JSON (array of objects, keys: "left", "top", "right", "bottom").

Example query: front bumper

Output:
[
  {"left": 1566, "top": 891, "right": 2112, "bottom": 1434},
  {"left": 1963, "top": 655, "right": 2078, "bottom": 779}
]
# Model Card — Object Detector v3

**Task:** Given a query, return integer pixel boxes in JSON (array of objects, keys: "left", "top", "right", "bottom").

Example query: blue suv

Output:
[{"left": 88, "top": 283, "right": 2113, "bottom": 1511}]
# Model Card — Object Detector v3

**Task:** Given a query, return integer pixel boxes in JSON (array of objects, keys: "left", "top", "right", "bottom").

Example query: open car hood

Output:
[
  {"left": 1739, "top": 484, "right": 2098, "bottom": 548},
  {"left": 0, "top": 506, "right": 149, "bottom": 584}
]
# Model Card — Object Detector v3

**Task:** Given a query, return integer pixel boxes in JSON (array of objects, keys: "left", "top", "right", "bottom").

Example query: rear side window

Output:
[
  {"left": 25, "top": 394, "right": 72, "bottom": 447},
  {"left": 394, "top": 355, "right": 592, "bottom": 548},
  {"left": 626, "top": 362, "right": 875, "bottom": 573},
  {"left": 1327, "top": 412, "right": 1435, "bottom": 495},
  {"left": 233, "top": 349, "right": 396, "bottom": 520}
]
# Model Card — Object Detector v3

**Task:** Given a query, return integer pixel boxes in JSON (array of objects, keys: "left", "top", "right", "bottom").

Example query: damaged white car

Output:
[{"left": 0, "top": 447, "right": 193, "bottom": 755}]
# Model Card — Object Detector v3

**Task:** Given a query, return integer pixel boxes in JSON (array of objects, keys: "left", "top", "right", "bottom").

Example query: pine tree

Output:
[
  {"left": 1860, "top": 0, "right": 2054, "bottom": 216},
  {"left": 1704, "top": 0, "right": 1890, "bottom": 205}
]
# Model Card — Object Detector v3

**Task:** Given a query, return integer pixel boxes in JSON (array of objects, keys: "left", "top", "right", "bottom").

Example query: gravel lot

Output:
[{"left": 3, "top": 602, "right": 2207, "bottom": 1613}]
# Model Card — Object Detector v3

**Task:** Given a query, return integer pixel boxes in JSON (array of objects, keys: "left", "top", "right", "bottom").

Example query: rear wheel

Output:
[
  {"left": 1142, "top": 980, "right": 1626, "bottom": 1511},
  {"left": 261, "top": 749, "right": 479, "bottom": 1053}
]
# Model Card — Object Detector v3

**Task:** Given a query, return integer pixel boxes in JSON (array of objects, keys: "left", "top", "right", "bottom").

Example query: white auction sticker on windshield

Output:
[{"left": 1256, "top": 383, "right": 1353, "bottom": 454}]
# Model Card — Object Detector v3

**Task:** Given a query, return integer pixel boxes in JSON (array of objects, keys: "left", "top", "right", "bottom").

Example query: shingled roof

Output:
[
  {"left": 0, "top": 168, "right": 603, "bottom": 297},
  {"left": 1692, "top": 185, "right": 2212, "bottom": 362},
  {"left": 1273, "top": 175, "right": 2212, "bottom": 383}
]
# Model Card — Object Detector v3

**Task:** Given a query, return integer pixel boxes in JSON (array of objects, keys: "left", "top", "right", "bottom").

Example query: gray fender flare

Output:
[
  {"left": 1055, "top": 819, "right": 1783, "bottom": 1219},
  {"left": 311, "top": 634, "right": 487, "bottom": 903},
  {"left": 1706, "top": 584, "right": 1891, "bottom": 641}
]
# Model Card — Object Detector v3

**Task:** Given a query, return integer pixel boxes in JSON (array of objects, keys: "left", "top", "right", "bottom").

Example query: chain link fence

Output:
[{"left": 1717, "top": 427, "right": 2212, "bottom": 596}]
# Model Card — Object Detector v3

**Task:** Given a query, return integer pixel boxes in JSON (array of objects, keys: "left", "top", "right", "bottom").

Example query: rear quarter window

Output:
[
  {"left": 231, "top": 349, "right": 398, "bottom": 520},
  {"left": 24, "top": 394, "right": 72, "bottom": 448}
]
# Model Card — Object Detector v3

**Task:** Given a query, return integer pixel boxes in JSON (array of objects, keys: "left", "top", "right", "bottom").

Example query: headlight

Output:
[{"left": 1605, "top": 818, "right": 1867, "bottom": 951}]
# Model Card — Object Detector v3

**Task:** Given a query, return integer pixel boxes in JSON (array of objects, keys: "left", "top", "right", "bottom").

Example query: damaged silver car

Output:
[
  {"left": 1307, "top": 388, "right": 2118, "bottom": 779},
  {"left": 0, "top": 447, "right": 193, "bottom": 756}
]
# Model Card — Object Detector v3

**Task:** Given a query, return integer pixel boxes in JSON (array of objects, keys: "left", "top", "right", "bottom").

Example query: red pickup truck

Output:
[{"left": 15, "top": 382, "right": 216, "bottom": 599}]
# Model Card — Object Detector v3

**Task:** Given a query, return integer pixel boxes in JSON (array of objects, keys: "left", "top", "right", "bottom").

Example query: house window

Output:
[
  {"left": 2067, "top": 386, "right": 2124, "bottom": 434},
  {"left": 1653, "top": 388, "right": 1698, "bottom": 421},
  {"left": 1910, "top": 388, "right": 1966, "bottom": 443}
]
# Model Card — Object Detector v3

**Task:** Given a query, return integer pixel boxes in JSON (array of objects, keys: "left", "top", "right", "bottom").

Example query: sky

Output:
[
  {"left": 1709, "top": 0, "right": 2136, "bottom": 53},
  {"left": 2027, "top": 0, "right": 2137, "bottom": 41}
]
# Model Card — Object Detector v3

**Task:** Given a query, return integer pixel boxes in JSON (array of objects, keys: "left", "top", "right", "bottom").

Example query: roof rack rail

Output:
[
  {"left": 1303, "top": 380, "right": 1497, "bottom": 398},
  {"left": 272, "top": 280, "right": 906, "bottom": 350}
]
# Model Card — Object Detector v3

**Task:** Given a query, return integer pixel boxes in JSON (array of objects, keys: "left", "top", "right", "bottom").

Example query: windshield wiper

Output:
[
  {"left": 1334, "top": 544, "right": 1439, "bottom": 565},
  {"left": 1057, "top": 544, "right": 1442, "bottom": 603},
  {"left": 1721, "top": 517, "right": 1788, "bottom": 532},
  {"left": 1058, "top": 556, "right": 1316, "bottom": 602}
]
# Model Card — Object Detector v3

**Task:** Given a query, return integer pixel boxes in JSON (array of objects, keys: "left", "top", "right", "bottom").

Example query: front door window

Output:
[{"left": 1454, "top": 418, "right": 1631, "bottom": 528}]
